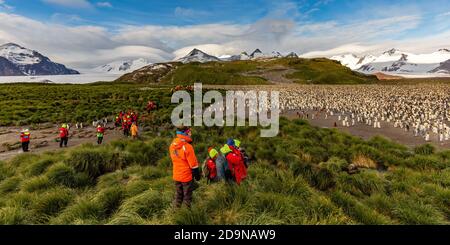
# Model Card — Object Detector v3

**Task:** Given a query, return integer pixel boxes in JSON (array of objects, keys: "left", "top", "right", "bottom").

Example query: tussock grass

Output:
[
  {"left": 0, "top": 163, "right": 14, "bottom": 182},
  {"left": 124, "top": 179, "right": 151, "bottom": 197},
  {"left": 352, "top": 155, "right": 377, "bottom": 169},
  {"left": 94, "top": 186, "right": 125, "bottom": 217},
  {"left": 390, "top": 193, "right": 448, "bottom": 224},
  {"left": 336, "top": 170, "right": 388, "bottom": 196},
  {"left": 331, "top": 191, "right": 392, "bottom": 224},
  {"left": 45, "top": 163, "right": 91, "bottom": 188},
  {"left": 406, "top": 155, "right": 446, "bottom": 170},
  {"left": 51, "top": 197, "right": 104, "bottom": 224},
  {"left": 0, "top": 206, "right": 31, "bottom": 225},
  {"left": 31, "top": 188, "right": 75, "bottom": 223},
  {"left": 0, "top": 176, "right": 22, "bottom": 194},
  {"left": 0, "top": 115, "right": 448, "bottom": 224},
  {"left": 414, "top": 144, "right": 435, "bottom": 155},
  {"left": 0, "top": 83, "right": 173, "bottom": 126},
  {"left": 22, "top": 158, "right": 56, "bottom": 177},
  {"left": 116, "top": 190, "right": 169, "bottom": 220},
  {"left": 66, "top": 147, "right": 129, "bottom": 179},
  {"left": 21, "top": 175, "right": 53, "bottom": 192},
  {"left": 172, "top": 205, "right": 210, "bottom": 225},
  {"left": 107, "top": 211, "right": 147, "bottom": 225}
]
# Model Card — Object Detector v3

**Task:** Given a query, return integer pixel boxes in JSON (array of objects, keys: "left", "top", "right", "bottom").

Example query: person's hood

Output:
[
  {"left": 220, "top": 144, "right": 232, "bottom": 154},
  {"left": 171, "top": 134, "right": 192, "bottom": 150}
]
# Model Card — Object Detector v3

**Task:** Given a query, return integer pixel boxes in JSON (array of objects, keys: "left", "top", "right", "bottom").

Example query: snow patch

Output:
[
  {"left": 0, "top": 43, "right": 41, "bottom": 65},
  {"left": 93, "top": 58, "right": 151, "bottom": 74},
  {"left": 0, "top": 74, "right": 120, "bottom": 84}
]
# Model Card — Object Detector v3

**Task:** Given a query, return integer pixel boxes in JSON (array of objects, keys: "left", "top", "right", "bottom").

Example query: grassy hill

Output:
[
  {"left": 114, "top": 63, "right": 179, "bottom": 84},
  {"left": 0, "top": 118, "right": 448, "bottom": 224},
  {"left": 160, "top": 61, "right": 269, "bottom": 85},
  {"left": 115, "top": 58, "right": 378, "bottom": 85},
  {"left": 281, "top": 58, "right": 377, "bottom": 84}
]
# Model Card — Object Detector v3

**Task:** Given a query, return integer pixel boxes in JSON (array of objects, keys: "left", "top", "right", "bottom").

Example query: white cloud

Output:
[
  {"left": 174, "top": 7, "right": 209, "bottom": 18},
  {"left": 301, "top": 43, "right": 383, "bottom": 58},
  {"left": 0, "top": 11, "right": 448, "bottom": 70},
  {"left": 0, "top": 0, "right": 13, "bottom": 10},
  {"left": 96, "top": 1, "right": 112, "bottom": 8},
  {"left": 50, "top": 13, "right": 85, "bottom": 24},
  {"left": 42, "top": 0, "right": 92, "bottom": 9},
  {"left": 313, "top": 0, "right": 334, "bottom": 7}
]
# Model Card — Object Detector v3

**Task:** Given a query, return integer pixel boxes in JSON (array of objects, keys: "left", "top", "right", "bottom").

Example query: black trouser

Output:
[
  {"left": 97, "top": 137, "right": 103, "bottom": 145},
  {"left": 174, "top": 181, "right": 194, "bottom": 208},
  {"left": 22, "top": 142, "right": 29, "bottom": 152},
  {"left": 60, "top": 137, "right": 68, "bottom": 147},
  {"left": 123, "top": 127, "right": 129, "bottom": 136}
]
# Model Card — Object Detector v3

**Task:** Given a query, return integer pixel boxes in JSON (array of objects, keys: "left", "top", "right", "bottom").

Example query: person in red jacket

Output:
[
  {"left": 203, "top": 147, "right": 219, "bottom": 183},
  {"left": 59, "top": 124, "right": 69, "bottom": 148},
  {"left": 127, "top": 114, "right": 132, "bottom": 128},
  {"left": 146, "top": 101, "right": 157, "bottom": 112},
  {"left": 230, "top": 143, "right": 247, "bottom": 181},
  {"left": 20, "top": 129, "right": 31, "bottom": 152},
  {"left": 220, "top": 139, "right": 247, "bottom": 185},
  {"left": 122, "top": 115, "right": 130, "bottom": 136},
  {"left": 96, "top": 124, "right": 105, "bottom": 144}
]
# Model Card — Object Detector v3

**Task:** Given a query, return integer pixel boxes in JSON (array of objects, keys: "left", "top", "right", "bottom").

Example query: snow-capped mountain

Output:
[
  {"left": 219, "top": 52, "right": 252, "bottom": 61},
  {"left": 177, "top": 48, "right": 221, "bottom": 63},
  {"left": 330, "top": 54, "right": 376, "bottom": 70},
  {"left": 332, "top": 48, "right": 450, "bottom": 76},
  {"left": 239, "top": 52, "right": 250, "bottom": 60},
  {"left": 179, "top": 48, "right": 299, "bottom": 63},
  {"left": 250, "top": 49, "right": 264, "bottom": 59},
  {"left": 94, "top": 58, "right": 152, "bottom": 74},
  {"left": 0, "top": 43, "right": 79, "bottom": 76},
  {"left": 429, "top": 59, "right": 450, "bottom": 74},
  {"left": 271, "top": 51, "right": 283, "bottom": 58},
  {"left": 0, "top": 56, "right": 23, "bottom": 76},
  {"left": 248, "top": 49, "right": 288, "bottom": 59},
  {"left": 285, "top": 52, "right": 299, "bottom": 58},
  {"left": 219, "top": 54, "right": 241, "bottom": 61}
]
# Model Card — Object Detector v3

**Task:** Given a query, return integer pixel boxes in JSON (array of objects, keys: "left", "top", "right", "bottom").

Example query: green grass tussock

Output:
[{"left": 0, "top": 115, "right": 448, "bottom": 224}]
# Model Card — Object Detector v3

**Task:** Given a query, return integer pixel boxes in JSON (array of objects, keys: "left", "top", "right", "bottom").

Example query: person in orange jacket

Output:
[
  {"left": 131, "top": 122, "right": 139, "bottom": 139},
  {"left": 169, "top": 126, "right": 200, "bottom": 208},
  {"left": 20, "top": 129, "right": 31, "bottom": 152}
]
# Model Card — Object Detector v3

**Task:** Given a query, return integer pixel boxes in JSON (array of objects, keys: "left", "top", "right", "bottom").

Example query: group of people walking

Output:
[
  {"left": 169, "top": 126, "right": 249, "bottom": 208},
  {"left": 18, "top": 110, "right": 142, "bottom": 153},
  {"left": 18, "top": 115, "right": 250, "bottom": 210},
  {"left": 19, "top": 122, "right": 107, "bottom": 152},
  {"left": 115, "top": 110, "right": 139, "bottom": 139}
]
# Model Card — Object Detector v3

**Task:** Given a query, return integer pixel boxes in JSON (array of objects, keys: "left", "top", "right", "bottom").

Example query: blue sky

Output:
[
  {"left": 0, "top": 0, "right": 449, "bottom": 68},
  {"left": 7, "top": 0, "right": 450, "bottom": 28}
]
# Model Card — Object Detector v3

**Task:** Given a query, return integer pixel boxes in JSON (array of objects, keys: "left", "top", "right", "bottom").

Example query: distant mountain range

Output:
[
  {"left": 93, "top": 58, "right": 152, "bottom": 74},
  {"left": 331, "top": 48, "right": 450, "bottom": 75},
  {"left": 176, "top": 48, "right": 299, "bottom": 63},
  {"left": 5, "top": 42, "right": 448, "bottom": 79},
  {"left": 0, "top": 43, "right": 79, "bottom": 76}
]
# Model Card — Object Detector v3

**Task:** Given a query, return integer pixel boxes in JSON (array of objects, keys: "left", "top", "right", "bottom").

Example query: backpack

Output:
[
  {"left": 201, "top": 159, "right": 210, "bottom": 179},
  {"left": 220, "top": 153, "right": 233, "bottom": 181}
]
